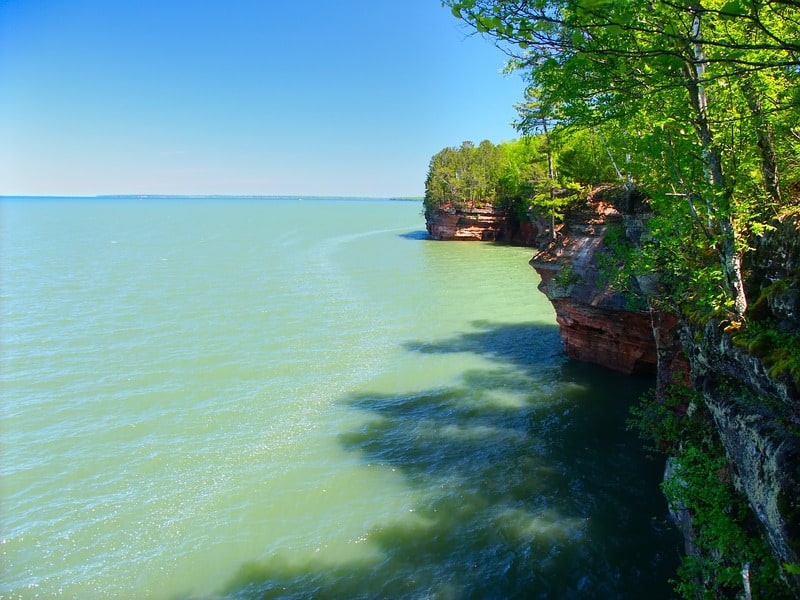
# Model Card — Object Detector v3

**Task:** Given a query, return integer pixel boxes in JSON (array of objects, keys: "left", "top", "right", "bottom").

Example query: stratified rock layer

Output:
[
  {"left": 677, "top": 211, "right": 800, "bottom": 578},
  {"left": 532, "top": 190, "right": 799, "bottom": 589},
  {"left": 425, "top": 205, "right": 538, "bottom": 245},
  {"left": 683, "top": 318, "right": 800, "bottom": 575},
  {"left": 428, "top": 191, "right": 799, "bottom": 588},
  {"left": 529, "top": 190, "right": 666, "bottom": 375}
]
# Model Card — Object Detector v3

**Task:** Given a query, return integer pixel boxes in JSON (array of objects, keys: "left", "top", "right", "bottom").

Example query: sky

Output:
[{"left": 0, "top": 0, "right": 527, "bottom": 198}]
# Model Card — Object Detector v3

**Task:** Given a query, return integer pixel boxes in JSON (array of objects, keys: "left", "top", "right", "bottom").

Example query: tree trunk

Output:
[
  {"left": 541, "top": 117, "right": 557, "bottom": 241},
  {"left": 686, "top": 4, "right": 748, "bottom": 317},
  {"left": 719, "top": 216, "right": 749, "bottom": 317},
  {"left": 740, "top": 76, "right": 782, "bottom": 207}
]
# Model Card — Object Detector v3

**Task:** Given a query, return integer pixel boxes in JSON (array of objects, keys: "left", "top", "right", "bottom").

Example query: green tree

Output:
[
  {"left": 495, "top": 137, "right": 549, "bottom": 217},
  {"left": 424, "top": 137, "right": 554, "bottom": 223},
  {"left": 445, "top": 0, "right": 800, "bottom": 319},
  {"left": 424, "top": 140, "right": 505, "bottom": 214},
  {"left": 555, "top": 128, "right": 617, "bottom": 187}
]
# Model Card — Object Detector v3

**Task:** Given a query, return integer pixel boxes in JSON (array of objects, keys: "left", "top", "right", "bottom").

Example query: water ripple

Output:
[{"left": 0, "top": 200, "right": 679, "bottom": 599}]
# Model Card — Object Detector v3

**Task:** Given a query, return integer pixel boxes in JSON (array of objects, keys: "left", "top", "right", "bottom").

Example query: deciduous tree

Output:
[{"left": 445, "top": 0, "right": 800, "bottom": 318}]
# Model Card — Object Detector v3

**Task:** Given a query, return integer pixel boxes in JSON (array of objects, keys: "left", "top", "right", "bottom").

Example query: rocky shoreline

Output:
[
  {"left": 425, "top": 204, "right": 538, "bottom": 245},
  {"left": 425, "top": 189, "right": 800, "bottom": 594}
]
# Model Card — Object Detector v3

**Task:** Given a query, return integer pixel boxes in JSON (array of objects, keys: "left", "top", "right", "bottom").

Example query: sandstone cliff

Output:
[
  {"left": 425, "top": 204, "right": 538, "bottom": 245},
  {"left": 528, "top": 188, "right": 800, "bottom": 592},
  {"left": 425, "top": 191, "right": 800, "bottom": 590},
  {"left": 529, "top": 190, "right": 662, "bottom": 375}
]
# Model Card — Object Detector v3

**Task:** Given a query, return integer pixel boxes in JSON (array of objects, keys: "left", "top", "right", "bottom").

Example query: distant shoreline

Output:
[{"left": 0, "top": 195, "right": 424, "bottom": 202}]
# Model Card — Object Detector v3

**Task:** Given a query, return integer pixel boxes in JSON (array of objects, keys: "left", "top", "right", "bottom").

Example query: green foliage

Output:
[
  {"left": 595, "top": 220, "right": 652, "bottom": 310},
  {"left": 552, "top": 263, "right": 580, "bottom": 289},
  {"left": 629, "top": 390, "right": 793, "bottom": 598},
  {"left": 627, "top": 385, "right": 698, "bottom": 455},
  {"left": 731, "top": 322, "right": 800, "bottom": 387},
  {"left": 554, "top": 129, "right": 617, "bottom": 186},
  {"left": 424, "top": 140, "right": 504, "bottom": 215},
  {"left": 668, "top": 461, "right": 787, "bottom": 597},
  {"left": 611, "top": 200, "right": 741, "bottom": 321},
  {"left": 664, "top": 443, "right": 789, "bottom": 599},
  {"left": 728, "top": 277, "right": 800, "bottom": 386},
  {"left": 445, "top": 0, "right": 800, "bottom": 319},
  {"left": 495, "top": 137, "right": 549, "bottom": 217},
  {"left": 425, "top": 138, "right": 530, "bottom": 217},
  {"left": 424, "top": 136, "right": 589, "bottom": 223}
]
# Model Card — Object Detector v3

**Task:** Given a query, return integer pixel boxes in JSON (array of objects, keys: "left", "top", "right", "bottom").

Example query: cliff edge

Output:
[
  {"left": 529, "top": 188, "right": 664, "bottom": 375},
  {"left": 425, "top": 204, "right": 538, "bottom": 245},
  {"left": 529, "top": 187, "right": 800, "bottom": 592},
  {"left": 424, "top": 189, "right": 800, "bottom": 592}
]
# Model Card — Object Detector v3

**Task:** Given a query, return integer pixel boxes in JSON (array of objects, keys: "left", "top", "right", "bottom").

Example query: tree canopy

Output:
[
  {"left": 424, "top": 134, "right": 616, "bottom": 232},
  {"left": 444, "top": 0, "right": 800, "bottom": 319}
]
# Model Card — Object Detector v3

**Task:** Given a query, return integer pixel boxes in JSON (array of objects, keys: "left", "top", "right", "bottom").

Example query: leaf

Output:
[
  {"left": 720, "top": 0, "right": 747, "bottom": 17},
  {"left": 785, "top": 563, "right": 800, "bottom": 575}
]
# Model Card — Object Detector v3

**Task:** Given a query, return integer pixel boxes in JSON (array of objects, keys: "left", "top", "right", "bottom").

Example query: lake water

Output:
[{"left": 0, "top": 198, "right": 679, "bottom": 599}]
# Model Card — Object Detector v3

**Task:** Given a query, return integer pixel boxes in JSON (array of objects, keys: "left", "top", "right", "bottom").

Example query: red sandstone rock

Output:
[
  {"left": 530, "top": 191, "right": 688, "bottom": 377},
  {"left": 550, "top": 298, "right": 657, "bottom": 374},
  {"left": 426, "top": 205, "right": 539, "bottom": 245},
  {"left": 427, "top": 193, "right": 689, "bottom": 379}
]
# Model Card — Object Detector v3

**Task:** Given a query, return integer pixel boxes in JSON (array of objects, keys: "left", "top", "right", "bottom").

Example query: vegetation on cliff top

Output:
[
  {"left": 424, "top": 132, "right": 615, "bottom": 232},
  {"left": 443, "top": 0, "right": 799, "bottom": 321}
]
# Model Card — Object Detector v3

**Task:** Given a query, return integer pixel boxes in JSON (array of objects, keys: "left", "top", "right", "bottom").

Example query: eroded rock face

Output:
[
  {"left": 530, "top": 190, "right": 663, "bottom": 375},
  {"left": 530, "top": 191, "right": 799, "bottom": 588},
  {"left": 542, "top": 289, "right": 658, "bottom": 374},
  {"left": 430, "top": 192, "right": 799, "bottom": 586},
  {"left": 425, "top": 205, "right": 538, "bottom": 245},
  {"left": 652, "top": 310, "right": 693, "bottom": 399},
  {"left": 680, "top": 319, "right": 800, "bottom": 578},
  {"left": 751, "top": 210, "right": 800, "bottom": 331},
  {"left": 677, "top": 212, "right": 800, "bottom": 575}
]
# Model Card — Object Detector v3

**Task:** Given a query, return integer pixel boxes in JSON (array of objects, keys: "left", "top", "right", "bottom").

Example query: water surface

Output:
[{"left": 0, "top": 198, "right": 678, "bottom": 598}]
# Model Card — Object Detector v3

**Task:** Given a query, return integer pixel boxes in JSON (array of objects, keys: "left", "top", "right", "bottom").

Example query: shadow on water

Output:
[
  {"left": 397, "top": 230, "right": 431, "bottom": 241},
  {"left": 213, "top": 322, "right": 681, "bottom": 600}
]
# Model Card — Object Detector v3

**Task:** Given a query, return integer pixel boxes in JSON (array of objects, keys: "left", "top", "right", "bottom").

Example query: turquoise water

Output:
[{"left": 0, "top": 198, "right": 679, "bottom": 599}]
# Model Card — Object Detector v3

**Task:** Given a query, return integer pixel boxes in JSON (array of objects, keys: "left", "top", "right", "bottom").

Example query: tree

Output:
[
  {"left": 444, "top": 0, "right": 800, "bottom": 319},
  {"left": 424, "top": 137, "right": 553, "bottom": 221}
]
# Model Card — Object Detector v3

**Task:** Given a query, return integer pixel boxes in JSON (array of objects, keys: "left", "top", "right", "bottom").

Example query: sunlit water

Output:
[{"left": 0, "top": 198, "right": 679, "bottom": 599}]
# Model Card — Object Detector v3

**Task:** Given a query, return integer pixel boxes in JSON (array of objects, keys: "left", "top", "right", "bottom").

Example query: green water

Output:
[{"left": 0, "top": 198, "right": 679, "bottom": 599}]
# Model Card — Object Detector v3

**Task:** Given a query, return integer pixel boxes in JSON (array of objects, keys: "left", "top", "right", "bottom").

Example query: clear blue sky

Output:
[{"left": 0, "top": 0, "right": 526, "bottom": 197}]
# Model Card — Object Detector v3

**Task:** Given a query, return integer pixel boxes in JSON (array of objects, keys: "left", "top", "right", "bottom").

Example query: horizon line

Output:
[{"left": 0, "top": 194, "right": 424, "bottom": 201}]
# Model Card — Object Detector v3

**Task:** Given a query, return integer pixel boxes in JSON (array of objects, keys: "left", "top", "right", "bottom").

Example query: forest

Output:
[{"left": 423, "top": 133, "right": 615, "bottom": 222}]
